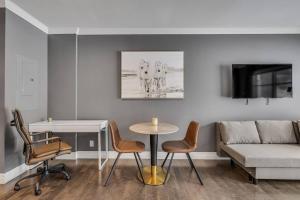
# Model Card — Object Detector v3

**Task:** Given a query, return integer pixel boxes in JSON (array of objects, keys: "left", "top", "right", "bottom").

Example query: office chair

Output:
[{"left": 10, "top": 109, "right": 72, "bottom": 195}]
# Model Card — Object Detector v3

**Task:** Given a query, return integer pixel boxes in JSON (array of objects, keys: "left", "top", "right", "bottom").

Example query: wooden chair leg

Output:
[
  {"left": 134, "top": 153, "right": 145, "bottom": 184},
  {"left": 104, "top": 153, "right": 121, "bottom": 186},
  {"left": 163, "top": 153, "right": 174, "bottom": 184},
  {"left": 186, "top": 153, "right": 204, "bottom": 185},
  {"left": 161, "top": 153, "right": 170, "bottom": 168}
]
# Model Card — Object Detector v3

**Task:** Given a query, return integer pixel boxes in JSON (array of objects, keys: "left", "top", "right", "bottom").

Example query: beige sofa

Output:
[{"left": 216, "top": 120, "right": 300, "bottom": 184}]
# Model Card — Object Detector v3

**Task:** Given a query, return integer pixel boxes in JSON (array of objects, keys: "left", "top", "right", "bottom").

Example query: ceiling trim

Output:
[
  {"left": 48, "top": 27, "right": 78, "bottom": 34},
  {"left": 5, "top": 0, "right": 48, "bottom": 33},
  {"left": 3, "top": 0, "right": 300, "bottom": 35},
  {"left": 46, "top": 27, "right": 300, "bottom": 35},
  {"left": 77, "top": 27, "right": 300, "bottom": 35}
]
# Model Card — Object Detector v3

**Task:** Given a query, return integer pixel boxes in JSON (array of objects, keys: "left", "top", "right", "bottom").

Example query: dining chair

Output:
[
  {"left": 104, "top": 121, "right": 145, "bottom": 186},
  {"left": 10, "top": 109, "right": 72, "bottom": 195},
  {"left": 161, "top": 121, "right": 203, "bottom": 185}
]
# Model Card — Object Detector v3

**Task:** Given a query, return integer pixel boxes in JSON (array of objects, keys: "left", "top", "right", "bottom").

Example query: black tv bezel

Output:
[{"left": 232, "top": 64, "right": 293, "bottom": 99}]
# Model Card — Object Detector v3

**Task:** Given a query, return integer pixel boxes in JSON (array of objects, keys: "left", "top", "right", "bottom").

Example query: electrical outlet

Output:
[{"left": 89, "top": 140, "right": 94, "bottom": 147}]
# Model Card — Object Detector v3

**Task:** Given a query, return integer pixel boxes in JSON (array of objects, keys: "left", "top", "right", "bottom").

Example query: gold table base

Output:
[{"left": 138, "top": 166, "right": 168, "bottom": 186}]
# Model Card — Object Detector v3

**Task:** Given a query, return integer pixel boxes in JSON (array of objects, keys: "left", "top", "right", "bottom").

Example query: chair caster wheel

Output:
[
  {"left": 35, "top": 188, "right": 41, "bottom": 196},
  {"left": 14, "top": 184, "right": 20, "bottom": 191},
  {"left": 35, "top": 183, "right": 41, "bottom": 196},
  {"left": 65, "top": 175, "right": 71, "bottom": 181}
]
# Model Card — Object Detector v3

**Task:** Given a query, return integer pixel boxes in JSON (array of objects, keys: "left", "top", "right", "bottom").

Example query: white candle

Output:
[
  {"left": 152, "top": 117, "right": 158, "bottom": 126},
  {"left": 48, "top": 117, "right": 52, "bottom": 122}
]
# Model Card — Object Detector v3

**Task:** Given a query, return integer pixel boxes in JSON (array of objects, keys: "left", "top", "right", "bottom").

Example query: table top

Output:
[{"left": 129, "top": 122, "right": 179, "bottom": 135}]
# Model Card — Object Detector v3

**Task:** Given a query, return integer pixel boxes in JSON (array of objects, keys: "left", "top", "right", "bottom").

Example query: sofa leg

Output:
[
  {"left": 248, "top": 175, "right": 253, "bottom": 181},
  {"left": 252, "top": 178, "right": 258, "bottom": 185},
  {"left": 230, "top": 159, "right": 235, "bottom": 168}
]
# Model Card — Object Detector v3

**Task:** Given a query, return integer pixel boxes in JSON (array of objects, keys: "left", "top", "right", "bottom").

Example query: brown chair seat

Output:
[
  {"left": 29, "top": 154, "right": 57, "bottom": 165},
  {"left": 117, "top": 140, "right": 145, "bottom": 153},
  {"left": 33, "top": 141, "right": 72, "bottom": 158},
  {"left": 162, "top": 140, "right": 195, "bottom": 153}
]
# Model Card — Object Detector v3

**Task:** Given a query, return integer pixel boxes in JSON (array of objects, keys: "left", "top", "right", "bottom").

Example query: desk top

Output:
[
  {"left": 30, "top": 120, "right": 107, "bottom": 126},
  {"left": 29, "top": 120, "right": 108, "bottom": 133},
  {"left": 129, "top": 122, "right": 178, "bottom": 135}
]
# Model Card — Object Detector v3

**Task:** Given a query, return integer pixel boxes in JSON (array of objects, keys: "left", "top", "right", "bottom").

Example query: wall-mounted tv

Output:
[{"left": 232, "top": 64, "right": 292, "bottom": 98}]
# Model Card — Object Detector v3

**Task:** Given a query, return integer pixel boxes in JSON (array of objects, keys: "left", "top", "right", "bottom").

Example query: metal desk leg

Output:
[
  {"left": 105, "top": 125, "right": 109, "bottom": 164},
  {"left": 75, "top": 133, "right": 78, "bottom": 159},
  {"left": 98, "top": 130, "right": 102, "bottom": 170},
  {"left": 98, "top": 125, "right": 109, "bottom": 171}
]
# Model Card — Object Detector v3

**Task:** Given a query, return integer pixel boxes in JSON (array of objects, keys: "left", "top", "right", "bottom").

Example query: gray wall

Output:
[
  {"left": 48, "top": 34, "right": 76, "bottom": 151},
  {"left": 0, "top": 8, "right": 5, "bottom": 173},
  {"left": 48, "top": 35, "right": 300, "bottom": 152},
  {"left": 4, "top": 10, "right": 47, "bottom": 172}
]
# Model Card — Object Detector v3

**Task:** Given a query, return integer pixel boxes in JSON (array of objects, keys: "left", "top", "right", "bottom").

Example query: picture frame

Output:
[{"left": 121, "top": 51, "right": 184, "bottom": 99}]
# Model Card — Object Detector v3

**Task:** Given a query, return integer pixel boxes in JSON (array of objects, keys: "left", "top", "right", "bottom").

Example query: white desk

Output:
[{"left": 29, "top": 120, "right": 108, "bottom": 170}]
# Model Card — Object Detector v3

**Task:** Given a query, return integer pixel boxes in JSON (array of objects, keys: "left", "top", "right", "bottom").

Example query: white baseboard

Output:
[
  {"left": 57, "top": 151, "right": 229, "bottom": 160},
  {"left": 0, "top": 162, "right": 43, "bottom": 184},
  {"left": 56, "top": 151, "right": 100, "bottom": 159},
  {"left": 57, "top": 152, "right": 77, "bottom": 160},
  {"left": 0, "top": 163, "right": 28, "bottom": 184}
]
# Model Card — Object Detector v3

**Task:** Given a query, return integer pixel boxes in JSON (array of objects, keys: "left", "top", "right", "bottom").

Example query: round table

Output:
[{"left": 129, "top": 122, "right": 179, "bottom": 186}]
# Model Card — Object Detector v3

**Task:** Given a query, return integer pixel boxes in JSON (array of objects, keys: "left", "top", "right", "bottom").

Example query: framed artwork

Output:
[{"left": 121, "top": 51, "right": 184, "bottom": 99}]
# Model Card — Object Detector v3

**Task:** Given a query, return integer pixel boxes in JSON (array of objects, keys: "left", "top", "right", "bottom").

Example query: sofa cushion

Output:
[
  {"left": 219, "top": 121, "right": 261, "bottom": 144},
  {"left": 256, "top": 120, "right": 297, "bottom": 144},
  {"left": 221, "top": 144, "right": 300, "bottom": 167}
]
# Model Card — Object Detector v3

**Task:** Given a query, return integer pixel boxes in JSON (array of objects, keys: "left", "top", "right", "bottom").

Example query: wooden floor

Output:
[{"left": 1, "top": 159, "right": 300, "bottom": 200}]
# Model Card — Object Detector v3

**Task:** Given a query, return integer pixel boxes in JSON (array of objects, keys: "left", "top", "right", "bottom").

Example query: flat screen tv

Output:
[{"left": 232, "top": 64, "right": 292, "bottom": 98}]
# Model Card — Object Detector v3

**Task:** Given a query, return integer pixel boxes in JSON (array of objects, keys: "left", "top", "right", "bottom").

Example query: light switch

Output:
[{"left": 89, "top": 140, "right": 95, "bottom": 147}]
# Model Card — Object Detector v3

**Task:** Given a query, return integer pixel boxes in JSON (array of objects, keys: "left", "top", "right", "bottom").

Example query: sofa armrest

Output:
[
  {"left": 216, "top": 122, "right": 226, "bottom": 157},
  {"left": 292, "top": 121, "right": 300, "bottom": 144}
]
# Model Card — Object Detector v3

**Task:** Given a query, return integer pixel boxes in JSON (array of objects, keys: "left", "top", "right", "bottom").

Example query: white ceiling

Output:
[{"left": 10, "top": 0, "right": 300, "bottom": 31}]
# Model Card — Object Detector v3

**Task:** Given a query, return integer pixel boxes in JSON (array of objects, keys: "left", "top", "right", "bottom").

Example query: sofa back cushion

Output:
[
  {"left": 256, "top": 120, "right": 297, "bottom": 144},
  {"left": 219, "top": 121, "right": 261, "bottom": 144}
]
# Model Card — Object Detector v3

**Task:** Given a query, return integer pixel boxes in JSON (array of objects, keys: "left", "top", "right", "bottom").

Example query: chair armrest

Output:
[
  {"left": 32, "top": 137, "right": 63, "bottom": 153},
  {"left": 32, "top": 136, "right": 61, "bottom": 144},
  {"left": 30, "top": 131, "right": 52, "bottom": 136}
]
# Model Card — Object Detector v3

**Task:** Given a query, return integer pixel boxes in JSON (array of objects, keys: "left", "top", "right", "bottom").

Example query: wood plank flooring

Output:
[{"left": 1, "top": 159, "right": 300, "bottom": 200}]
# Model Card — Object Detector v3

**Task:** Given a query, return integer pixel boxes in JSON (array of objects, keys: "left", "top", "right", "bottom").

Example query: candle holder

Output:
[{"left": 152, "top": 117, "right": 158, "bottom": 126}]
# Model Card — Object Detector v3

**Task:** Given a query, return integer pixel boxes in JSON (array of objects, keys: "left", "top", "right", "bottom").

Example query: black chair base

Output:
[
  {"left": 161, "top": 152, "right": 204, "bottom": 185},
  {"left": 14, "top": 160, "right": 71, "bottom": 196},
  {"left": 104, "top": 152, "right": 145, "bottom": 186}
]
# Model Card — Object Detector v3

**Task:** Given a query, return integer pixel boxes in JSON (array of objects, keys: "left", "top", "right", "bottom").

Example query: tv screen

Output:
[{"left": 232, "top": 64, "right": 292, "bottom": 98}]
